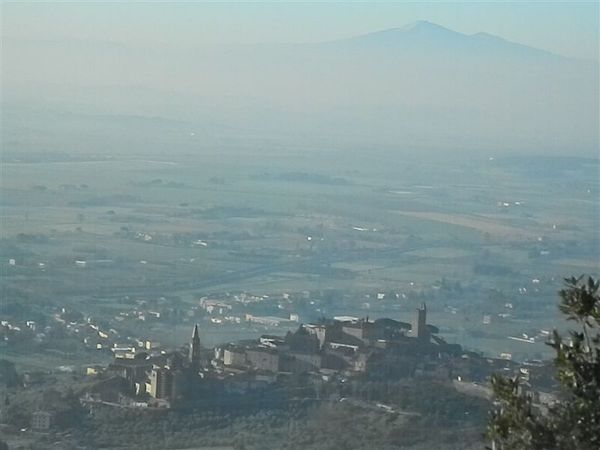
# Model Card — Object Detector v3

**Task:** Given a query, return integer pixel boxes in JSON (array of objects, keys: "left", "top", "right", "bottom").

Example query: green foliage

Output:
[
  {"left": 487, "top": 276, "right": 600, "bottom": 450},
  {"left": 0, "top": 360, "right": 20, "bottom": 388}
]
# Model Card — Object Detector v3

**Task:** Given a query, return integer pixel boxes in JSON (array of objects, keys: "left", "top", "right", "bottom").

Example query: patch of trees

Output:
[
  {"left": 341, "top": 380, "right": 489, "bottom": 426},
  {"left": 134, "top": 179, "right": 189, "bottom": 188},
  {"left": 473, "top": 263, "right": 515, "bottom": 277},
  {"left": 252, "top": 171, "right": 351, "bottom": 186},
  {"left": 15, "top": 233, "right": 49, "bottom": 244},
  {"left": 0, "top": 360, "right": 19, "bottom": 387},
  {"left": 488, "top": 276, "right": 600, "bottom": 450},
  {"left": 68, "top": 194, "right": 140, "bottom": 207},
  {"left": 68, "top": 376, "right": 489, "bottom": 449},
  {"left": 3, "top": 387, "right": 86, "bottom": 430},
  {"left": 0, "top": 298, "right": 46, "bottom": 321},
  {"left": 76, "top": 404, "right": 475, "bottom": 450}
]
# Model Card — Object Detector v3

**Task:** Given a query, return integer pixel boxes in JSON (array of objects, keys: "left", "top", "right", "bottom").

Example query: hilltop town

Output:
[
  {"left": 102, "top": 305, "right": 460, "bottom": 408},
  {"left": 79, "top": 304, "right": 535, "bottom": 411},
  {"left": 2, "top": 302, "right": 560, "bottom": 449}
]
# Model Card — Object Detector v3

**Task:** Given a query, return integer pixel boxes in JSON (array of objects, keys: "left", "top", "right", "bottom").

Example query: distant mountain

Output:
[
  {"left": 326, "top": 20, "right": 567, "bottom": 61},
  {"left": 340, "top": 20, "right": 470, "bottom": 45},
  {"left": 3, "top": 20, "right": 597, "bottom": 157}
]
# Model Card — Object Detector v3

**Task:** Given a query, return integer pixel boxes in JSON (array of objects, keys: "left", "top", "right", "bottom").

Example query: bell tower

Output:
[
  {"left": 189, "top": 324, "right": 201, "bottom": 370},
  {"left": 411, "top": 303, "right": 429, "bottom": 341}
]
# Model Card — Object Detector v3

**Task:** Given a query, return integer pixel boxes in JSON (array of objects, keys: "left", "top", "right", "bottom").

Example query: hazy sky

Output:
[
  {"left": 2, "top": 1, "right": 598, "bottom": 60},
  {"left": 2, "top": 2, "right": 598, "bottom": 157}
]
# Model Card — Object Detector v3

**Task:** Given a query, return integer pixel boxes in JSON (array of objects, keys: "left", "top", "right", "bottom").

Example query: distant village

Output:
[
  {"left": 1, "top": 290, "right": 557, "bottom": 433},
  {"left": 70, "top": 303, "right": 548, "bottom": 415}
]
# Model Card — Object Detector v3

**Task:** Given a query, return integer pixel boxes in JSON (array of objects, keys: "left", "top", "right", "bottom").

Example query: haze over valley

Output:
[
  {"left": 1, "top": 6, "right": 598, "bottom": 450},
  {"left": 3, "top": 21, "right": 598, "bottom": 157}
]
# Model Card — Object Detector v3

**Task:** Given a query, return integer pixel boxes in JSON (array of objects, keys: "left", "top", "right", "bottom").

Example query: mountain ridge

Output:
[{"left": 324, "top": 20, "right": 568, "bottom": 61}]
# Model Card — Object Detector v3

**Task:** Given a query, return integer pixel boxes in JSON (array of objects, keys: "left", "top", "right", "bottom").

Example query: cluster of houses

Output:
[
  {"left": 4, "top": 305, "right": 552, "bottom": 434},
  {"left": 212, "top": 304, "right": 464, "bottom": 379},
  {"left": 80, "top": 303, "right": 525, "bottom": 410}
]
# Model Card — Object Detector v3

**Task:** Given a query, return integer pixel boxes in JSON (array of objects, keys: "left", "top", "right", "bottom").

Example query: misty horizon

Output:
[
  {"left": 2, "top": 16, "right": 598, "bottom": 158},
  {"left": 1, "top": 4, "right": 599, "bottom": 450}
]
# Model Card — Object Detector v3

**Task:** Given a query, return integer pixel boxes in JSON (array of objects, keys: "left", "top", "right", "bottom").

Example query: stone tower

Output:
[
  {"left": 189, "top": 323, "right": 201, "bottom": 370},
  {"left": 412, "top": 303, "right": 429, "bottom": 341}
]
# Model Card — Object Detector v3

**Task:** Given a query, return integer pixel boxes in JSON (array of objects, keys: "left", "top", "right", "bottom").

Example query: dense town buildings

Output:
[{"left": 90, "top": 304, "right": 518, "bottom": 410}]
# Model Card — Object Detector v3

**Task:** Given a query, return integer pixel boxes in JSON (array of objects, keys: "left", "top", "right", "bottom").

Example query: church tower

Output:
[
  {"left": 411, "top": 303, "right": 429, "bottom": 341},
  {"left": 189, "top": 324, "right": 201, "bottom": 370}
]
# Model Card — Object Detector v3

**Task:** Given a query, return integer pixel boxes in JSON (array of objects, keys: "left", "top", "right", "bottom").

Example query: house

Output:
[
  {"left": 31, "top": 411, "right": 52, "bottom": 431},
  {"left": 260, "top": 335, "right": 286, "bottom": 348},
  {"left": 147, "top": 367, "right": 173, "bottom": 400},
  {"left": 246, "top": 348, "right": 280, "bottom": 373},
  {"left": 222, "top": 345, "right": 247, "bottom": 367},
  {"left": 200, "top": 299, "right": 232, "bottom": 315},
  {"left": 327, "top": 332, "right": 364, "bottom": 354},
  {"left": 86, "top": 366, "right": 104, "bottom": 376},
  {"left": 285, "top": 326, "right": 319, "bottom": 353}
]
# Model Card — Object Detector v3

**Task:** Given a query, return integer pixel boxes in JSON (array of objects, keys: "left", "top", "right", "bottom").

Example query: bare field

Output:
[{"left": 393, "top": 211, "right": 538, "bottom": 239}]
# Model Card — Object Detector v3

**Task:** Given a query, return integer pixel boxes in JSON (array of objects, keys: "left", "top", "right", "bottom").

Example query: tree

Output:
[
  {"left": 487, "top": 276, "right": 600, "bottom": 450},
  {"left": 0, "top": 360, "right": 19, "bottom": 387}
]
